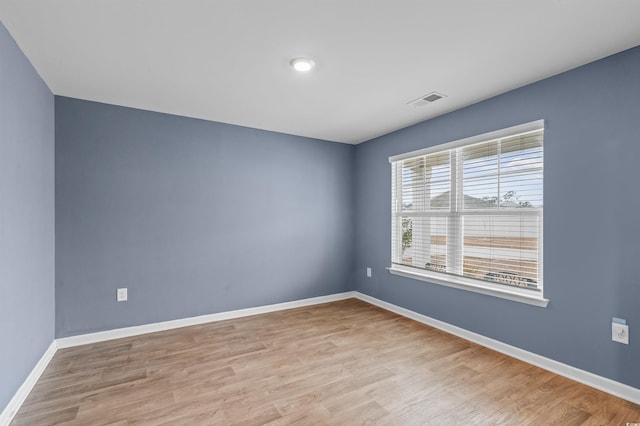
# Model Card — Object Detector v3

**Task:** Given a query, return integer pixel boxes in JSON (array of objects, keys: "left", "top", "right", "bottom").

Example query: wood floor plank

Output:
[{"left": 11, "top": 298, "right": 640, "bottom": 425}]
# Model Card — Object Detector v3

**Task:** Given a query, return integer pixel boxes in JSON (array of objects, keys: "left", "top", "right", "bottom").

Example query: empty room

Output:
[{"left": 2, "top": 1, "right": 640, "bottom": 424}]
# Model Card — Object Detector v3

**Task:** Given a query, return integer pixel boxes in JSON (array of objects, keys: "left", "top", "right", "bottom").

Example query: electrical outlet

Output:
[
  {"left": 612, "top": 323, "right": 629, "bottom": 344},
  {"left": 366, "top": 267, "right": 372, "bottom": 277},
  {"left": 117, "top": 288, "right": 128, "bottom": 302}
]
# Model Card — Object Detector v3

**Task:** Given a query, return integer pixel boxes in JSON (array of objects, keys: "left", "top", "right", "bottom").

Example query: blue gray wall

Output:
[
  {"left": 55, "top": 97, "right": 355, "bottom": 337},
  {"left": 354, "top": 46, "right": 640, "bottom": 388},
  {"left": 0, "top": 22, "right": 55, "bottom": 412}
]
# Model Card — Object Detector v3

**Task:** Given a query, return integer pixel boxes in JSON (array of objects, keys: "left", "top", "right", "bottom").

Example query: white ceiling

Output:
[{"left": 1, "top": 1, "right": 639, "bottom": 144}]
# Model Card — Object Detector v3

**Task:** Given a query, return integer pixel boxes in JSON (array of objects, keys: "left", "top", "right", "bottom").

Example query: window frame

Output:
[{"left": 388, "top": 120, "right": 548, "bottom": 307}]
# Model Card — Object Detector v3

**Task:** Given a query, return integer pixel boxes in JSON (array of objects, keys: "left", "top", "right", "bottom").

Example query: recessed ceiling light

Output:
[{"left": 290, "top": 57, "right": 315, "bottom": 72}]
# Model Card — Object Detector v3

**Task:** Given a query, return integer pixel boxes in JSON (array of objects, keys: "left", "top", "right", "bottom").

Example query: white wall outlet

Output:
[
  {"left": 116, "top": 288, "right": 128, "bottom": 302},
  {"left": 612, "top": 323, "right": 629, "bottom": 344},
  {"left": 366, "top": 267, "right": 372, "bottom": 277}
]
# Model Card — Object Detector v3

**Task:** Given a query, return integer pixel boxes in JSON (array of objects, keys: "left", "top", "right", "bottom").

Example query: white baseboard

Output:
[
  {"left": 56, "top": 292, "right": 357, "bottom": 349},
  {"left": 354, "top": 291, "right": 640, "bottom": 406},
  {"left": 0, "top": 341, "right": 57, "bottom": 426}
]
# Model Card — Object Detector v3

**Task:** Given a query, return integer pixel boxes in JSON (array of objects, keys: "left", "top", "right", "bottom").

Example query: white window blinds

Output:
[{"left": 391, "top": 121, "right": 544, "bottom": 294}]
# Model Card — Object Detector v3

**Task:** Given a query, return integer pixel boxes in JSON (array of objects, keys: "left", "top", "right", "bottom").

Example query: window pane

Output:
[
  {"left": 499, "top": 171, "right": 543, "bottom": 208},
  {"left": 500, "top": 149, "right": 543, "bottom": 174},
  {"left": 395, "top": 216, "right": 448, "bottom": 272},
  {"left": 462, "top": 215, "right": 540, "bottom": 288},
  {"left": 401, "top": 157, "right": 424, "bottom": 212},
  {"left": 499, "top": 145, "right": 543, "bottom": 208},
  {"left": 464, "top": 176, "right": 499, "bottom": 208},
  {"left": 426, "top": 152, "right": 451, "bottom": 210},
  {"left": 501, "top": 132, "right": 543, "bottom": 155},
  {"left": 400, "top": 153, "right": 450, "bottom": 212},
  {"left": 463, "top": 141, "right": 499, "bottom": 209}
]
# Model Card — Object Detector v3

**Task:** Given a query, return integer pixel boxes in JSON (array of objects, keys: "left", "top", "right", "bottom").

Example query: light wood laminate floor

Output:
[{"left": 11, "top": 299, "right": 640, "bottom": 425}]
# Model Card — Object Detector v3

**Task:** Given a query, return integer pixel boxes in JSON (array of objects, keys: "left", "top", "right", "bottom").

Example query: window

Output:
[{"left": 389, "top": 120, "right": 547, "bottom": 307}]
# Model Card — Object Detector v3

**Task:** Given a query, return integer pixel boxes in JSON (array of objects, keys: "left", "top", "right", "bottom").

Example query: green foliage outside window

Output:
[{"left": 402, "top": 218, "right": 412, "bottom": 251}]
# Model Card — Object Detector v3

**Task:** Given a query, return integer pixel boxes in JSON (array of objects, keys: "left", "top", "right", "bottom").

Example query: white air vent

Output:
[{"left": 407, "top": 91, "right": 446, "bottom": 107}]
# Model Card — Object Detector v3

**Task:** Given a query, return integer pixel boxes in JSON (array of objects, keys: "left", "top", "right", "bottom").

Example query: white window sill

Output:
[{"left": 387, "top": 265, "right": 549, "bottom": 308}]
